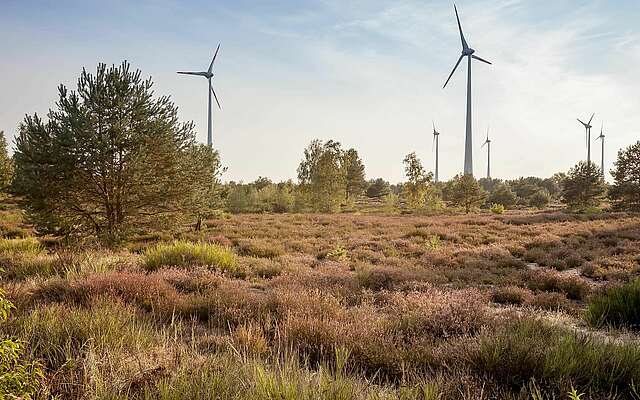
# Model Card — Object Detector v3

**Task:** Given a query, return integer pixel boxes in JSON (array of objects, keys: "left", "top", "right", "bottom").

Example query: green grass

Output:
[
  {"left": 586, "top": 279, "right": 640, "bottom": 330},
  {"left": 143, "top": 241, "right": 238, "bottom": 273},
  {"left": 0, "top": 237, "right": 42, "bottom": 255}
]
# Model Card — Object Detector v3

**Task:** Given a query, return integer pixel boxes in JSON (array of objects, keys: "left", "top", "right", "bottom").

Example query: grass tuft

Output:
[{"left": 143, "top": 241, "right": 238, "bottom": 274}]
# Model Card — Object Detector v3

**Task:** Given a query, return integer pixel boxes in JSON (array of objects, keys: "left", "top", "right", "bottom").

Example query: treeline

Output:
[{"left": 0, "top": 61, "right": 639, "bottom": 242}]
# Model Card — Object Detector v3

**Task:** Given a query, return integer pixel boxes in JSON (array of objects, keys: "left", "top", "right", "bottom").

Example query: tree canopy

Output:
[
  {"left": 561, "top": 161, "right": 606, "bottom": 210},
  {"left": 0, "top": 131, "right": 12, "bottom": 191},
  {"left": 13, "top": 62, "right": 223, "bottom": 240},
  {"left": 609, "top": 141, "right": 640, "bottom": 211}
]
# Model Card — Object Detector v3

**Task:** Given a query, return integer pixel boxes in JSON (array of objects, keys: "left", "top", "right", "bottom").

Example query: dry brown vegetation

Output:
[{"left": 1, "top": 199, "right": 640, "bottom": 399}]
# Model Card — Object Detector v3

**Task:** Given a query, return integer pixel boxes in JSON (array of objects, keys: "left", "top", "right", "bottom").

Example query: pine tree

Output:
[
  {"left": 13, "top": 62, "right": 223, "bottom": 240},
  {"left": 343, "top": 148, "right": 367, "bottom": 201},
  {"left": 0, "top": 131, "right": 12, "bottom": 191},
  {"left": 561, "top": 161, "right": 606, "bottom": 210},
  {"left": 449, "top": 174, "right": 487, "bottom": 213},
  {"left": 609, "top": 141, "right": 640, "bottom": 211}
]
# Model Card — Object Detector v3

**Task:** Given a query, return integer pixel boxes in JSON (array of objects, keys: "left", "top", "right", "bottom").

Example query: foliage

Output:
[
  {"left": 448, "top": 174, "right": 487, "bottom": 213},
  {"left": 0, "top": 131, "right": 13, "bottom": 192},
  {"left": 586, "top": 279, "right": 640, "bottom": 330},
  {"left": 528, "top": 189, "right": 551, "bottom": 209},
  {"left": 490, "top": 203, "right": 505, "bottom": 214},
  {"left": 0, "top": 288, "right": 43, "bottom": 398},
  {"left": 402, "top": 152, "right": 435, "bottom": 210},
  {"left": 343, "top": 149, "right": 367, "bottom": 201},
  {"left": 488, "top": 183, "right": 517, "bottom": 208},
  {"left": 365, "top": 178, "right": 390, "bottom": 198},
  {"left": 609, "top": 141, "right": 640, "bottom": 211},
  {"left": 297, "top": 140, "right": 347, "bottom": 213},
  {"left": 12, "top": 62, "right": 223, "bottom": 241},
  {"left": 561, "top": 161, "right": 606, "bottom": 210},
  {"left": 143, "top": 241, "right": 238, "bottom": 273}
]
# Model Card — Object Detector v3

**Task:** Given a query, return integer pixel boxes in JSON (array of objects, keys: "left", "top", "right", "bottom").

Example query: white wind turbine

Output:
[
  {"left": 577, "top": 113, "right": 595, "bottom": 165},
  {"left": 481, "top": 126, "right": 492, "bottom": 179},
  {"left": 432, "top": 122, "right": 441, "bottom": 183},
  {"left": 443, "top": 4, "right": 492, "bottom": 176},
  {"left": 177, "top": 45, "right": 222, "bottom": 147},
  {"left": 595, "top": 123, "right": 606, "bottom": 176}
]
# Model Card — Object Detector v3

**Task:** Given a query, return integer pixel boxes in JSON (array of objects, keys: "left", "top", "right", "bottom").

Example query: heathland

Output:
[{"left": 1, "top": 195, "right": 640, "bottom": 399}]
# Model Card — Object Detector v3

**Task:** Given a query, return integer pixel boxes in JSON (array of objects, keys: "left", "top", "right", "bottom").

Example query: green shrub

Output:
[
  {"left": 586, "top": 280, "right": 640, "bottom": 330},
  {"left": 326, "top": 245, "right": 348, "bottom": 262},
  {"left": 143, "top": 241, "right": 238, "bottom": 273},
  {"left": 491, "top": 286, "right": 532, "bottom": 305},
  {"left": 0, "top": 289, "right": 44, "bottom": 398},
  {"left": 490, "top": 203, "right": 505, "bottom": 215}
]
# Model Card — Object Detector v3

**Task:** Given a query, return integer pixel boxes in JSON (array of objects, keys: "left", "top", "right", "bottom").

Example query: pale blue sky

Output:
[{"left": 1, "top": 0, "right": 639, "bottom": 182}]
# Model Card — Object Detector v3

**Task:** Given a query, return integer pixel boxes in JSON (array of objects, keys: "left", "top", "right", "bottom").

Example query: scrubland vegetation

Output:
[
  {"left": 1, "top": 62, "right": 640, "bottom": 399},
  {"left": 1, "top": 195, "right": 640, "bottom": 399}
]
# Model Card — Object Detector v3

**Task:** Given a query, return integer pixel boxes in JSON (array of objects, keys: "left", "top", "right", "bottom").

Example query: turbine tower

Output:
[
  {"left": 432, "top": 122, "right": 441, "bottom": 183},
  {"left": 481, "top": 127, "right": 491, "bottom": 179},
  {"left": 595, "top": 123, "right": 605, "bottom": 176},
  {"left": 577, "top": 113, "right": 595, "bottom": 165},
  {"left": 443, "top": 5, "right": 492, "bottom": 176},
  {"left": 177, "top": 45, "right": 222, "bottom": 147}
]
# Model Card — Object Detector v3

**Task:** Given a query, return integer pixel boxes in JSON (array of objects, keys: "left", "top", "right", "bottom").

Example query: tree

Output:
[
  {"left": 488, "top": 183, "right": 517, "bottom": 208},
  {"left": 449, "top": 174, "right": 487, "bottom": 213},
  {"left": 343, "top": 149, "right": 367, "bottom": 201},
  {"left": 366, "top": 178, "right": 390, "bottom": 198},
  {"left": 13, "top": 62, "right": 223, "bottom": 240},
  {"left": 0, "top": 131, "right": 12, "bottom": 191},
  {"left": 561, "top": 161, "right": 606, "bottom": 210},
  {"left": 297, "top": 139, "right": 346, "bottom": 213},
  {"left": 609, "top": 141, "right": 640, "bottom": 211},
  {"left": 402, "top": 152, "right": 434, "bottom": 209}
]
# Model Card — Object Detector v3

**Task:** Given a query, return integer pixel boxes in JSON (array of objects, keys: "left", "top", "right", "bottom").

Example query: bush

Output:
[
  {"left": 490, "top": 203, "right": 505, "bottom": 215},
  {"left": 491, "top": 286, "right": 533, "bottom": 305},
  {"left": 0, "top": 289, "right": 44, "bottom": 399},
  {"left": 143, "top": 241, "right": 238, "bottom": 273},
  {"left": 586, "top": 280, "right": 640, "bottom": 330}
]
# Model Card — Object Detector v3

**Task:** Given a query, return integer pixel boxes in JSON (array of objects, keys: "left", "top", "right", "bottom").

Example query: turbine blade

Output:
[
  {"left": 577, "top": 118, "right": 586, "bottom": 126},
  {"left": 433, "top": 120, "right": 436, "bottom": 133},
  {"left": 443, "top": 55, "right": 464, "bottom": 88},
  {"left": 588, "top": 112, "right": 595, "bottom": 125},
  {"left": 210, "top": 84, "right": 222, "bottom": 109},
  {"left": 208, "top": 44, "right": 221, "bottom": 74},
  {"left": 472, "top": 54, "right": 492, "bottom": 65},
  {"left": 177, "top": 71, "right": 207, "bottom": 76},
  {"left": 454, "top": 5, "right": 469, "bottom": 50}
]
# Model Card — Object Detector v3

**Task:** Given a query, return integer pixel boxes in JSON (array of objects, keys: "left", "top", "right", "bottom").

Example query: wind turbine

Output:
[
  {"left": 443, "top": 4, "right": 492, "bottom": 176},
  {"left": 177, "top": 44, "right": 222, "bottom": 147},
  {"left": 432, "top": 122, "right": 441, "bottom": 183},
  {"left": 595, "top": 123, "right": 605, "bottom": 176},
  {"left": 577, "top": 113, "right": 595, "bottom": 165},
  {"left": 481, "top": 126, "right": 491, "bottom": 179}
]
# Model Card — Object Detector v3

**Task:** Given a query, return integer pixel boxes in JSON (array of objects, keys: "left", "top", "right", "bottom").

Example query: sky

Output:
[{"left": 1, "top": 0, "right": 639, "bottom": 183}]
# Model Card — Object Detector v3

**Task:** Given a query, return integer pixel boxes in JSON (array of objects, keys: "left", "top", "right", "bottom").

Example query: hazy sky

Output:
[{"left": 1, "top": 0, "right": 639, "bottom": 183}]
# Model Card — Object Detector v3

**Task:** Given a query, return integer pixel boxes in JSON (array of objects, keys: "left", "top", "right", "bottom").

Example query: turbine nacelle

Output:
[{"left": 462, "top": 48, "right": 475, "bottom": 56}]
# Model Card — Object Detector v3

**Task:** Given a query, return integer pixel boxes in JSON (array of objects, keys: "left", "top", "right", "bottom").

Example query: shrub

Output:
[
  {"left": 491, "top": 286, "right": 533, "bottom": 305},
  {"left": 490, "top": 203, "right": 505, "bottom": 214},
  {"left": 143, "top": 241, "right": 238, "bottom": 273},
  {"left": 326, "top": 245, "right": 348, "bottom": 262},
  {"left": 237, "top": 239, "right": 285, "bottom": 259},
  {"left": 586, "top": 280, "right": 640, "bottom": 330},
  {"left": 0, "top": 289, "right": 44, "bottom": 399}
]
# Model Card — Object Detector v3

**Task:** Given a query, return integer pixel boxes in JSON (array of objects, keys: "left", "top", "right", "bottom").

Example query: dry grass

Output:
[{"left": 2, "top": 202, "right": 639, "bottom": 399}]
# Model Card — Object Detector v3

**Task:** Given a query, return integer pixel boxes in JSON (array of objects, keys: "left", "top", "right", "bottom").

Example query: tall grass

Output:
[
  {"left": 0, "top": 237, "right": 42, "bottom": 255},
  {"left": 143, "top": 241, "right": 238, "bottom": 274},
  {"left": 586, "top": 279, "right": 640, "bottom": 330}
]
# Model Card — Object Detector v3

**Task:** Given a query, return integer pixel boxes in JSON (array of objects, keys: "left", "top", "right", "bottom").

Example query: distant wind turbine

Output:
[
  {"left": 443, "top": 4, "right": 492, "bottom": 176},
  {"left": 177, "top": 44, "right": 222, "bottom": 147},
  {"left": 577, "top": 113, "right": 595, "bottom": 165},
  {"left": 432, "top": 122, "right": 441, "bottom": 183},
  {"left": 595, "top": 123, "right": 606, "bottom": 176},
  {"left": 481, "top": 126, "right": 491, "bottom": 179}
]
